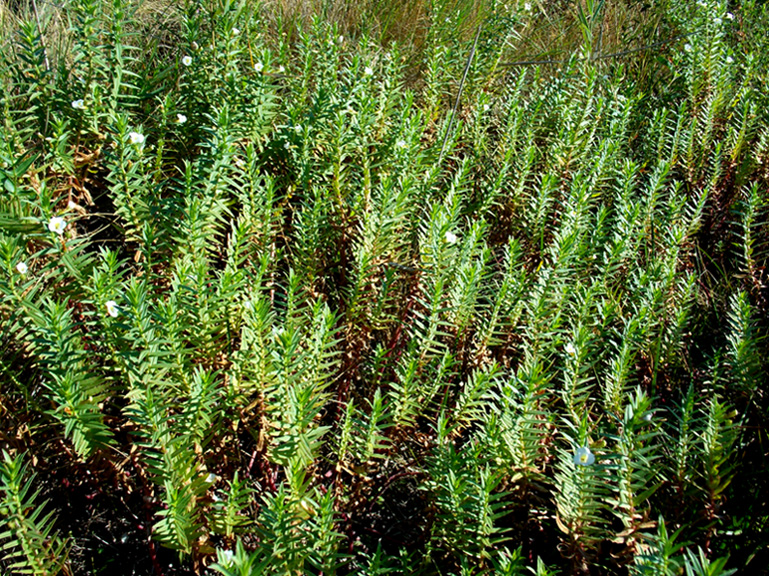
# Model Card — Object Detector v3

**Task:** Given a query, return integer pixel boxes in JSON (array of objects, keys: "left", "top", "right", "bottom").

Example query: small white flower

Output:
[
  {"left": 191, "top": 41, "right": 200, "bottom": 51},
  {"left": 71, "top": 99, "right": 85, "bottom": 110},
  {"left": 47, "top": 216, "right": 67, "bottom": 235},
  {"left": 254, "top": 61, "right": 264, "bottom": 73},
  {"left": 483, "top": 104, "right": 490, "bottom": 112},
  {"left": 128, "top": 132, "right": 145, "bottom": 146},
  {"left": 364, "top": 66, "right": 374, "bottom": 76},
  {"left": 725, "top": 12, "right": 734, "bottom": 20},
  {"left": 294, "top": 125, "right": 302, "bottom": 134},
  {"left": 574, "top": 446, "right": 595, "bottom": 466},
  {"left": 272, "top": 326, "right": 286, "bottom": 338},
  {"left": 182, "top": 55, "right": 192, "bottom": 66},
  {"left": 176, "top": 113, "right": 187, "bottom": 124},
  {"left": 714, "top": 17, "right": 722, "bottom": 25},
  {"left": 299, "top": 498, "right": 315, "bottom": 516},
  {"left": 684, "top": 43, "right": 692, "bottom": 53},
  {"left": 726, "top": 55, "right": 734, "bottom": 64},
  {"left": 396, "top": 139, "right": 407, "bottom": 149},
  {"left": 232, "top": 27, "right": 240, "bottom": 35},
  {"left": 278, "top": 65, "right": 286, "bottom": 73},
  {"left": 105, "top": 300, "right": 119, "bottom": 318},
  {"left": 643, "top": 412, "right": 653, "bottom": 422},
  {"left": 445, "top": 231, "right": 458, "bottom": 244},
  {"left": 15, "top": 261, "right": 28, "bottom": 275},
  {"left": 565, "top": 342, "right": 577, "bottom": 356},
  {"left": 243, "top": 300, "right": 253, "bottom": 311},
  {"left": 205, "top": 472, "right": 217, "bottom": 483},
  {"left": 524, "top": 2, "right": 532, "bottom": 11},
  {"left": 219, "top": 549, "right": 235, "bottom": 565}
]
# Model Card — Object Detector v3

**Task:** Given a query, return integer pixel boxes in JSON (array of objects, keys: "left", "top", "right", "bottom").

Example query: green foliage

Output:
[
  {"left": 424, "top": 419, "right": 509, "bottom": 565},
  {"left": 1, "top": 0, "right": 768, "bottom": 574},
  {"left": 0, "top": 451, "right": 70, "bottom": 575}
]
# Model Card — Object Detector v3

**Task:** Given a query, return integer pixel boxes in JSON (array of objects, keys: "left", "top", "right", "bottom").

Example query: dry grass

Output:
[
  {"left": 256, "top": 0, "right": 667, "bottom": 91},
  {"left": 507, "top": 0, "right": 666, "bottom": 62},
  {"left": 261, "top": 0, "right": 488, "bottom": 52},
  {"left": 0, "top": 0, "right": 667, "bottom": 87},
  {"left": 0, "top": 0, "right": 183, "bottom": 73},
  {"left": 0, "top": 0, "right": 66, "bottom": 57}
]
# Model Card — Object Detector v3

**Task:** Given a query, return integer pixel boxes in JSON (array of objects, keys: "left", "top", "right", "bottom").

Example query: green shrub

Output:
[{"left": 1, "top": 0, "right": 768, "bottom": 574}]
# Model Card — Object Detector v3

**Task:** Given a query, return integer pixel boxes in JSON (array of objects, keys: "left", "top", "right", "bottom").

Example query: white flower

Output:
[
  {"left": 725, "top": 12, "right": 734, "bottom": 20},
  {"left": 726, "top": 55, "right": 734, "bottom": 64},
  {"left": 643, "top": 412, "right": 653, "bottom": 422},
  {"left": 294, "top": 125, "right": 302, "bottom": 134},
  {"left": 182, "top": 55, "right": 192, "bottom": 66},
  {"left": 128, "top": 132, "right": 145, "bottom": 146},
  {"left": 483, "top": 104, "right": 490, "bottom": 112},
  {"left": 574, "top": 446, "right": 595, "bottom": 466},
  {"left": 714, "top": 17, "right": 722, "bottom": 25},
  {"left": 396, "top": 139, "right": 407, "bottom": 149},
  {"left": 243, "top": 300, "right": 253, "bottom": 311},
  {"left": 105, "top": 300, "right": 119, "bottom": 318},
  {"left": 565, "top": 342, "right": 577, "bottom": 356},
  {"left": 445, "top": 231, "right": 458, "bottom": 244},
  {"left": 71, "top": 99, "right": 85, "bottom": 110},
  {"left": 254, "top": 61, "right": 264, "bottom": 73},
  {"left": 278, "top": 65, "right": 286, "bottom": 73},
  {"left": 47, "top": 216, "right": 67, "bottom": 235},
  {"left": 684, "top": 43, "right": 692, "bottom": 53},
  {"left": 364, "top": 66, "right": 374, "bottom": 76},
  {"left": 219, "top": 549, "right": 235, "bottom": 565},
  {"left": 176, "top": 113, "right": 187, "bottom": 124},
  {"left": 232, "top": 27, "right": 240, "bottom": 35},
  {"left": 272, "top": 326, "right": 286, "bottom": 338},
  {"left": 15, "top": 261, "right": 28, "bottom": 275},
  {"left": 524, "top": 2, "right": 532, "bottom": 11}
]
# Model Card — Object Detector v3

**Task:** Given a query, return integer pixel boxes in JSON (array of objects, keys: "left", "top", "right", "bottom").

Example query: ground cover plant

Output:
[{"left": 1, "top": 0, "right": 768, "bottom": 574}]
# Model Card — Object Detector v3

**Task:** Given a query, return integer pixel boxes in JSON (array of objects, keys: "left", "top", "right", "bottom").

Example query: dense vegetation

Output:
[{"left": 1, "top": 0, "right": 768, "bottom": 574}]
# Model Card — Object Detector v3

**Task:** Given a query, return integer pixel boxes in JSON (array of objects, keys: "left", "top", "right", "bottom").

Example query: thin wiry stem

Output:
[{"left": 440, "top": 23, "right": 482, "bottom": 161}]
